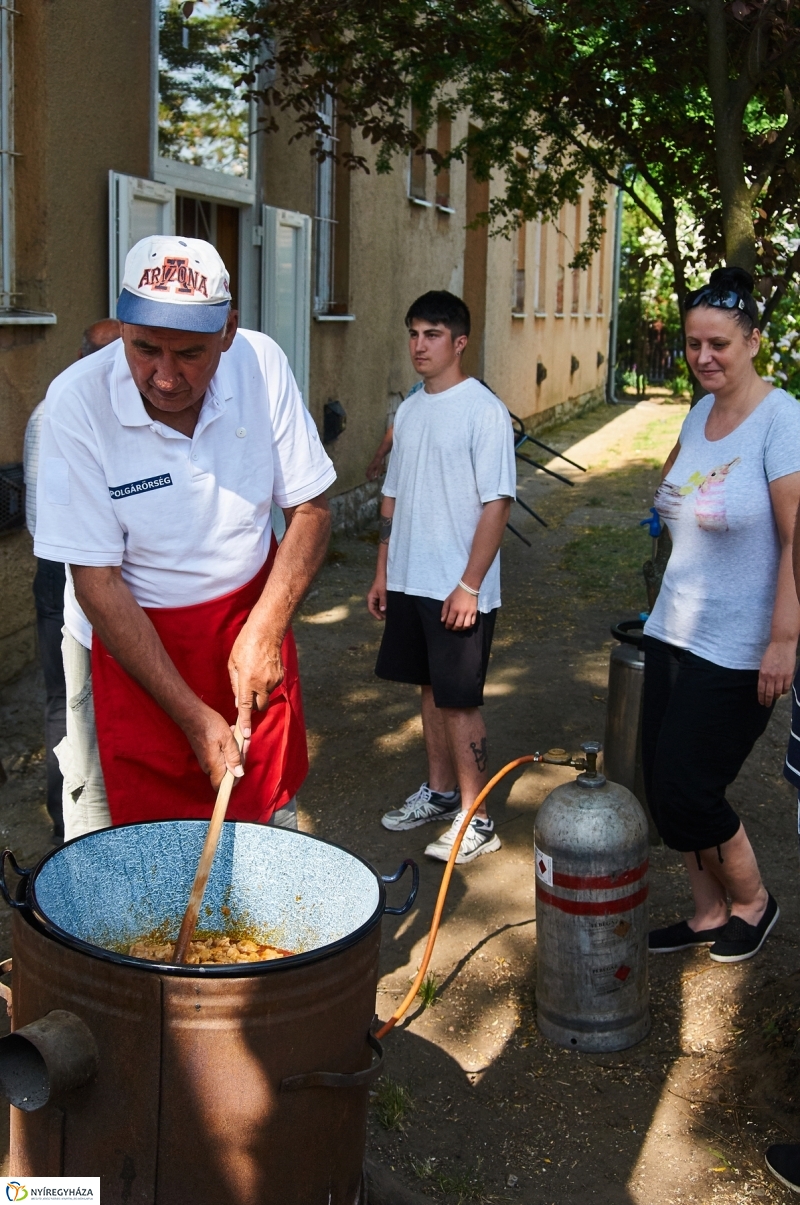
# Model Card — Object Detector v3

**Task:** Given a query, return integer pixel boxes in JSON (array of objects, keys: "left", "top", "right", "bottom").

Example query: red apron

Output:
[{"left": 91, "top": 544, "right": 308, "bottom": 826}]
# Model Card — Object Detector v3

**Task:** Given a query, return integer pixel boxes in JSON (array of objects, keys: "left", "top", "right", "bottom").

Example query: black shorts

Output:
[
  {"left": 375, "top": 591, "right": 497, "bottom": 708},
  {"left": 641, "top": 635, "right": 773, "bottom": 852}
]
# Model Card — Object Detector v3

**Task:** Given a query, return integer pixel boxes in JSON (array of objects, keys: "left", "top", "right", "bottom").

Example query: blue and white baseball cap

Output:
[{"left": 116, "top": 235, "right": 231, "bottom": 332}]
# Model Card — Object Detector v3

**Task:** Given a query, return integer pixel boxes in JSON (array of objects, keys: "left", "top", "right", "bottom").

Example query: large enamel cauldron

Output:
[{"left": 0, "top": 821, "right": 418, "bottom": 1205}]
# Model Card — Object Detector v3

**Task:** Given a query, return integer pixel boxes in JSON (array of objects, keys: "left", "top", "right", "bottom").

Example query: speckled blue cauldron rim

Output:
[{"left": 20, "top": 820, "right": 387, "bottom": 978}]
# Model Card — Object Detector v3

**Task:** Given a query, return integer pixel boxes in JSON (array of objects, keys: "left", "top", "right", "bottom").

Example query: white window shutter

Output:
[
  {"left": 108, "top": 173, "right": 176, "bottom": 318},
  {"left": 261, "top": 205, "right": 312, "bottom": 405}
]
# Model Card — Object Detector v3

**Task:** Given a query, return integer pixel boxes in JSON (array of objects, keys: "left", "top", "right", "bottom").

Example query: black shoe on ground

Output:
[
  {"left": 709, "top": 893, "right": 779, "bottom": 963},
  {"left": 649, "top": 919, "right": 727, "bottom": 953},
  {"left": 766, "top": 1144, "right": 800, "bottom": 1193}
]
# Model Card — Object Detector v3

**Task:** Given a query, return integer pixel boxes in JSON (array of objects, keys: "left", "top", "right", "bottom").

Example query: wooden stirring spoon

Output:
[{"left": 172, "top": 724, "right": 244, "bottom": 964}]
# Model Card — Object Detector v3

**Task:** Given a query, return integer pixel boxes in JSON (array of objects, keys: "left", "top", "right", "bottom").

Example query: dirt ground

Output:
[{"left": 1, "top": 393, "right": 799, "bottom": 1203}]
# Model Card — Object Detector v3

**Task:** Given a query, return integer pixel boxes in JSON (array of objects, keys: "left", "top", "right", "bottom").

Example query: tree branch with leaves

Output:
[{"left": 227, "top": 0, "right": 800, "bottom": 328}]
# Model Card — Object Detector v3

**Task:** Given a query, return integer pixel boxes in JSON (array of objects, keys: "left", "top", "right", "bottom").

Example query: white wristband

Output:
[{"left": 458, "top": 578, "right": 480, "bottom": 597}]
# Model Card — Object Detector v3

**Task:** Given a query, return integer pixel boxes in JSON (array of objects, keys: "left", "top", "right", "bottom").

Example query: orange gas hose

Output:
[{"left": 375, "top": 755, "right": 537, "bottom": 1040}]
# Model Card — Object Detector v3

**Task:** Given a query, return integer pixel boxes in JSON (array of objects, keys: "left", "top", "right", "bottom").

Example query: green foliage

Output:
[
  {"left": 372, "top": 1077, "right": 414, "bottom": 1131},
  {"left": 754, "top": 289, "right": 800, "bottom": 397},
  {"left": 411, "top": 1155, "right": 489, "bottom": 1202},
  {"left": 560, "top": 526, "right": 649, "bottom": 610},
  {"left": 417, "top": 972, "right": 439, "bottom": 1009},
  {"left": 159, "top": 0, "right": 248, "bottom": 175},
  {"left": 617, "top": 189, "right": 687, "bottom": 391},
  {"left": 226, "top": 0, "right": 800, "bottom": 323}
]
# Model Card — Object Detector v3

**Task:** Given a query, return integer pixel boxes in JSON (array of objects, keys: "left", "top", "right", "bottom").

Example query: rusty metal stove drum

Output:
[
  {"left": 534, "top": 757, "right": 650, "bottom": 1053},
  {"left": 0, "top": 821, "right": 418, "bottom": 1205}
]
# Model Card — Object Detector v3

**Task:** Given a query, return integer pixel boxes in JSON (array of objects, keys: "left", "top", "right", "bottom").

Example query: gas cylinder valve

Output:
[
  {"left": 576, "top": 740, "right": 606, "bottom": 788},
  {"left": 531, "top": 743, "right": 603, "bottom": 778}
]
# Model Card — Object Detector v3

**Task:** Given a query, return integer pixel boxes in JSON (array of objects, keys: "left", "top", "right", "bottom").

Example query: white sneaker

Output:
[
  {"left": 424, "top": 812, "right": 501, "bottom": 863},
  {"left": 381, "top": 782, "right": 462, "bottom": 831}
]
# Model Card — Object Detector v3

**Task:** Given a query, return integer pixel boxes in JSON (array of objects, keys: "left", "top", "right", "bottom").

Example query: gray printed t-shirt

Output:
[
  {"left": 644, "top": 388, "right": 800, "bottom": 669},
  {"left": 382, "top": 377, "right": 516, "bottom": 611}
]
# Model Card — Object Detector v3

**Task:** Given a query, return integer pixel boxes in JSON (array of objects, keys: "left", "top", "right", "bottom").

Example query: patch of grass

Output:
[
  {"left": 559, "top": 525, "right": 648, "bottom": 608},
  {"left": 417, "top": 972, "right": 439, "bottom": 1009},
  {"left": 373, "top": 1077, "right": 414, "bottom": 1131},
  {"left": 412, "top": 1155, "right": 489, "bottom": 1202}
]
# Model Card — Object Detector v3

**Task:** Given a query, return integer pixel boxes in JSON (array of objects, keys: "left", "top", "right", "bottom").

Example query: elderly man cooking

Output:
[{"left": 34, "top": 235, "right": 335, "bottom": 841}]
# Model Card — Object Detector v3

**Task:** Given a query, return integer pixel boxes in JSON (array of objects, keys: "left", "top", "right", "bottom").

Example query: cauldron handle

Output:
[
  {"left": 280, "top": 1033, "right": 384, "bottom": 1091},
  {"left": 0, "top": 850, "right": 32, "bottom": 910},
  {"left": 382, "top": 859, "right": 419, "bottom": 916}
]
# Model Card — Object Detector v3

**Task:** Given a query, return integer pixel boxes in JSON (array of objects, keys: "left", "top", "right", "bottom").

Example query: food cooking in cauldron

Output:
[{"left": 129, "top": 934, "right": 294, "bottom": 965}]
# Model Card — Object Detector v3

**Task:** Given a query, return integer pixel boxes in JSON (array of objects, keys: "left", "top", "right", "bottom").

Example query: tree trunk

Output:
[
  {"left": 716, "top": 121, "right": 757, "bottom": 270},
  {"left": 705, "top": 0, "right": 758, "bottom": 272}
]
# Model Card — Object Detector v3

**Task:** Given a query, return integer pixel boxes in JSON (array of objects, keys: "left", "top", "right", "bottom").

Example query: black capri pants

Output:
[{"left": 641, "top": 635, "right": 773, "bottom": 852}]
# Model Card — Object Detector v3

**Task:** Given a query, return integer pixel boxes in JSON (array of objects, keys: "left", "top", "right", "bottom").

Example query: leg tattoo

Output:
[{"left": 470, "top": 737, "right": 488, "bottom": 773}]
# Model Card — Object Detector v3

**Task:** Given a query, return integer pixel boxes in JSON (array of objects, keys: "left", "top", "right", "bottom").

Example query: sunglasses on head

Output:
[{"left": 684, "top": 285, "right": 748, "bottom": 313}]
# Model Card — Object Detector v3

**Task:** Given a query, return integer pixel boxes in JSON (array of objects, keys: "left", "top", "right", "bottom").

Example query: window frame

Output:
[
  {"left": 408, "top": 103, "right": 432, "bottom": 207},
  {"left": 152, "top": 0, "right": 256, "bottom": 203},
  {"left": 262, "top": 204, "right": 312, "bottom": 403},
  {"left": 0, "top": 4, "right": 55, "bottom": 324},
  {"left": 533, "top": 218, "right": 547, "bottom": 317},
  {"left": 435, "top": 107, "right": 454, "bottom": 213},
  {"left": 108, "top": 172, "right": 176, "bottom": 319},
  {"left": 511, "top": 215, "right": 527, "bottom": 317},
  {"left": 313, "top": 96, "right": 352, "bottom": 318}
]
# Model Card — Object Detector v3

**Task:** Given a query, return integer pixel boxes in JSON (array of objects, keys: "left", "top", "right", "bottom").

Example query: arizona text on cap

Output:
[{"left": 117, "top": 235, "right": 232, "bottom": 333}]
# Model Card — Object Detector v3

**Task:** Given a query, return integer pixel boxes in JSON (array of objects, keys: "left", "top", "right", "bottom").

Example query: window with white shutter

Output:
[
  {"left": 261, "top": 205, "right": 311, "bottom": 405},
  {"left": 108, "top": 173, "right": 176, "bottom": 317}
]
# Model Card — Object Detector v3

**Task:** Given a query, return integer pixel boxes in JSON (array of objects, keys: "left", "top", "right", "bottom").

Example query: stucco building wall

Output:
[
  {"left": 483, "top": 187, "right": 615, "bottom": 431},
  {"left": 0, "top": 9, "right": 616, "bottom": 679},
  {"left": 261, "top": 121, "right": 615, "bottom": 521},
  {"left": 261, "top": 116, "right": 472, "bottom": 501},
  {"left": 0, "top": 0, "right": 152, "bottom": 682}
]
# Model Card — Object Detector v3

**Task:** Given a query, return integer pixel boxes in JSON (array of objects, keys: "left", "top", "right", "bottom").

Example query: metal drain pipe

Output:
[{"left": 606, "top": 185, "right": 625, "bottom": 405}]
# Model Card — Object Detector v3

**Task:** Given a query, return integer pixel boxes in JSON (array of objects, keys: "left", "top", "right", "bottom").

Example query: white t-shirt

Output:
[
  {"left": 382, "top": 376, "right": 516, "bottom": 611},
  {"left": 34, "top": 331, "right": 336, "bottom": 647},
  {"left": 644, "top": 389, "right": 800, "bottom": 669},
  {"left": 23, "top": 400, "right": 45, "bottom": 537}
]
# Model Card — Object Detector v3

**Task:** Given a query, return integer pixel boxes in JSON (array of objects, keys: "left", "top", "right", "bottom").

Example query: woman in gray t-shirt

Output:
[{"left": 643, "top": 266, "right": 800, "bottom": 964}]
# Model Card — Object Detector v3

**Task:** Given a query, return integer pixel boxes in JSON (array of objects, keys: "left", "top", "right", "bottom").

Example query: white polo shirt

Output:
[{"left": 34, "top": 330, "right": 336, "bottom": 648}]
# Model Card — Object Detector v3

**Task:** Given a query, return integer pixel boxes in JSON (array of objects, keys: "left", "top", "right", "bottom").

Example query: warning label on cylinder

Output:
[
  {"left": 534, "top": 846, "right": 553, "bottom": 885},
  {"left": 590, "top": 959, "right": 634, "bottom": 995},
  {"left": 579, "top": 915, "right": 633, "bottom": 955}
]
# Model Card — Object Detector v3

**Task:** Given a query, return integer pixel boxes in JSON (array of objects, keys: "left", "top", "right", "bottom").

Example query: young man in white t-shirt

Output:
[{"left": 367, "top": 291, "right": 516, "bottom": 862}]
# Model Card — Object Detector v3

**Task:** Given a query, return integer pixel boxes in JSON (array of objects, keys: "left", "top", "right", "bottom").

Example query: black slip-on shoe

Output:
[
  {"left": 709, "top": 893, "right": 779, "bottom": 963},
  {"left": 766, "top": 1144, "right": 800, "bottom": 1193},
  {"left": 648, "top": 919, "right": 728, "bottom": 953}
]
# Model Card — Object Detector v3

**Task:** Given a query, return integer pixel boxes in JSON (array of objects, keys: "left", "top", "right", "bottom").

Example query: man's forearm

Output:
[
  {"left": 247, "top": 494, "right": 331, "bottom": 645},
  {"left": 374, "top": 495, "right": 395, "bottom": 580},
  {"left": 71, "top": 566, "right": 203, "bottom": 732},
  {"left": 461, "top": 498, "right": 512, "bottom": 589}
]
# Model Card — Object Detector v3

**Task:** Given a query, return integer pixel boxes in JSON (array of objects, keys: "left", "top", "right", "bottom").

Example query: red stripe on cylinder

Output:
[
  {"left": 552, "top": 858, "right": 649, "bottom": 891},
  {"left": 536, "top": 884, "right": 649, "bottom": 916}
]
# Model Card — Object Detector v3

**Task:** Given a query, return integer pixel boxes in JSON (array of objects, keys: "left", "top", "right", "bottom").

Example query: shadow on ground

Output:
[{"left": 0, "top": 396, "right": 796, "bottom": 1201}]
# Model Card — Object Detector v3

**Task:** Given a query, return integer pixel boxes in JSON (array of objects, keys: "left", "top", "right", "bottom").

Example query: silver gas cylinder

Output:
[
  {"left": 534, "top": 742, "right": 650, "bottom": 1053},
  {"left": 603, "top": 619, "right": 659, "bottom": 844}
]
